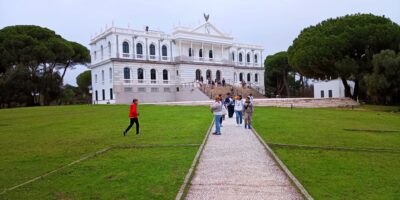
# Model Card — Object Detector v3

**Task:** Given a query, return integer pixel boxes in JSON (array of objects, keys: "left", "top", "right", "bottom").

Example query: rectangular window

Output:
[
  {"left": 328, "top": 90, "right": 333, "bottom": 98},
  {"left": 138, "top": 87, "right": 146, "bottom": 93},
  {"left": 321, "top": 90, "right": 325, "bottom": 98},
  {"left": 110, "top": 88, "right": 113, "bottom": 100},
  {"left": 151, "top": 87, "right": 159, "bottom": 93},
  {"left": 124, "top": 87, "right": 132, "bottom": 92},
  {"left": 164, "top": 87, "right": 171, "bottom": 93},
  {"left": 95, "top": 90, "right": 98, "bottom": 101},
  {"left": 102, "top": 89, "right": 105, "bottom": 100}
]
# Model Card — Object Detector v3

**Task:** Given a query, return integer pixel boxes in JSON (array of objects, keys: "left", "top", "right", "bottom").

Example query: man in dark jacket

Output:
[{"left": 225, "top": 93, "right": 235, "bottom": 118}]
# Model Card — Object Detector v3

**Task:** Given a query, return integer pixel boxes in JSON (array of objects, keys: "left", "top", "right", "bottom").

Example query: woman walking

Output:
[
  {"left": 234, "top": 95, "right": 244, "bottom": 126},
  {"left": 243, "top": 96, "right": 253, "bottom": 129},
  {"left": 123, "top": 98, "right": 140, "bottom": 136},
  {"left": 211, "top": 96, "right": 223, "bottom": 135}
]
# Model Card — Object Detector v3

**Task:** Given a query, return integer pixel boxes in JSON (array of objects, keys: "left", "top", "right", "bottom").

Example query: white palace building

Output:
[{"left": 90, "top": 17, "right": 265, "bottom": 104}]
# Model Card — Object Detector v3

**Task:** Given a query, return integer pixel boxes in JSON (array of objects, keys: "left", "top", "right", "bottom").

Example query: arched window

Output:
[
  {"left": 162, "top": 45, "right": 167, "bottom": 57},
  {"left": 95, "top": 74, "right": 98, "bottom": 83},
  {"left": 247, "top": 73, "right": 251, "bottom": 82},
  {"left": 195, "top": 69, "right": 201, "bottom": 81},
  {"left": 247, "top": 53, "right": 250, "bottom": 63},
  {"left": 123, "top": 67, "right": 130, "bottom": 79},
  {"left": 108, "top": 42, "right": 111, "bottom": 56},
  {"left": 150, "top": 44, "right": 156, "bottom": 55},
  {"left": 209, "top": 50, "right": 213, "bottom": 59},
  {"left": 94, "top": 51, "right": 97, "bottom": 60},
  {"left": 137, "top": 68, "right": 144, "bottom": 80},
  {"left": 163, "top": 69, "right": 168, "bottom": 81},
  {"left": 232, "top": 52, "right": 235, "bottom": 61},
  {"left": 189, "top": 48, "right": 192, "bottom": 57},
  {"left": 150, "top": 69, "right": 156, "bottom": 83},
  {"left": 239, "top": 73, "right": 243, "bottom": 82},
  {"left": 206, "top": 70, "right": 211, "bottom": 80},
  {"left": 239, "top": 53, "right": 243, "bottom": 62},
  {"left": 101, "top": 70, "right": 104, "bottom": 82},
  {"left": 122, "top": 41, "right": 129, "bottom": 54},
  {"left": 255, "top": 73, "right": 258, "bottom": 82},
  {"left": 254, "top": 54, "right": 258, "bottom": 63},
  {"left": 199, "top": 49, "right": 203, "bottom": 58},
  {"left": 216, "top": 70, "right": 221, "bottom": 81},
  {"left": 100, "top": 45, "right": 104, "bottom": 59},
  {"left": 136, "top": 43, "right": 143, "bottom": 55}
]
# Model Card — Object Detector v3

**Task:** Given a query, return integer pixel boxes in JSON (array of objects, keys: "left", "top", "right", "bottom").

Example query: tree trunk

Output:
[
  {"left": 299, "top": 74, "right": 304, "bottom": 96},
  {"left": 60, "top": 61, "right": 70, "bottom": 86},
  {"left": 341, "top": 78, "right": 352, "bottom": 98},
  {"left": 353, "top": 80, "right": 359, "bottom": 101},
  {"left": 283, "top": 73, "right": 290, "bottom": 97}
]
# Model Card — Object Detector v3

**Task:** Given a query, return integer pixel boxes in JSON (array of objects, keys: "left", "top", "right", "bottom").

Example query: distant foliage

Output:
[
  {"left": 288, "top": 13, "right": 400, "bottom": 103},
  {"left": 365, "top": 50, "right": 400, "bottom": 104},
  {"left": 0, "top": 25, "right": 90, "bottom": 108}
]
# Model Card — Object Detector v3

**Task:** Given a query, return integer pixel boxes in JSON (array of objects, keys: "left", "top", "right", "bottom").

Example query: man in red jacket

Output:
[{"left": 123, "top": 98, "right": 140, "bottom": 136}]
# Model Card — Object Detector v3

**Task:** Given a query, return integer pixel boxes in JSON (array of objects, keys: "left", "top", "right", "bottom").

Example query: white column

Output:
[
  {"left": 221, "top": 44, "right": 224, "bottom": 61},
  {"left": 179, "top": 40, "right": 182, "bottom": 59}
]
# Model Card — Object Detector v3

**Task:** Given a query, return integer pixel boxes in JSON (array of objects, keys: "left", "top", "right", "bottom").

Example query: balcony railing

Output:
[
  {"left": 122, "top": 79, "right": 176, "bottom": 85},
  {"left": 102, "top": 53, "right": 261, "bottom": 67}
]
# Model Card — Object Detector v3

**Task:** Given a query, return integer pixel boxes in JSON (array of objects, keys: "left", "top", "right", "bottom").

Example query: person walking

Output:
[
  {"left": 234, "top": 95, "right": 244, "bottom": 126},
  {"left": 249, "top": 93, "right": 254, "bottom": 103},
  {"left": 123, "top": 98, "right": 140, "bottom": 136},
  {"left": 243, "top": 96, "right": 254, "bottom": 129},
  {"left": 211, "top": 96, "right": 223, "bottom": 135},
  {"left": 225, "top": 93, "right": 235, "bottom": 118},
  {"left": 219, "top": 94, "right": 226, "bottom": 126}
]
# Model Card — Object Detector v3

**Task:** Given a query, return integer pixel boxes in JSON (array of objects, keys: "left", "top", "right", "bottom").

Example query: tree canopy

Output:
[
  {"left": 288, "top": 13, "right": 400, "bottom": 99},
  {"left": 76, "top": 70, "right": 91, "bottom": 94},
  {"left": 264, "top": 51, "right": 292, "bottom": 97},
  {"left": 0, "top": 25, "right": 90, "bottom": 107}
]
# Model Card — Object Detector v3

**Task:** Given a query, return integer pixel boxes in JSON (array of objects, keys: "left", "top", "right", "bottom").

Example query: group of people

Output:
[
  {"left": 197, "top": 77, "right": 226, "bottom": 88},
  {"left": 121, "top": 93, "right": 254, "bottom": 137},
  {"left": 210, "top": 93, "right": 254, "bottom": 135}
]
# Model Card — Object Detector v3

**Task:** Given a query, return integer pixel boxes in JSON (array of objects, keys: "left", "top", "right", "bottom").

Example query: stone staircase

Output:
[
  {"left": 254, "top": 98, "right": 359, "bottom": 108},
  {"left": 199, "top": 85, "right": 265, "bottom": 99}
]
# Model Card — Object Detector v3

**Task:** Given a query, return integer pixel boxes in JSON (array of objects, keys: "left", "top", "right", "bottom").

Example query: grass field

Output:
[
  {"left": 0, "top": 105, "right": 211, "bottom": 199},
  {"left": 253, "top": 106, "right": 400, "bottom": 200}
]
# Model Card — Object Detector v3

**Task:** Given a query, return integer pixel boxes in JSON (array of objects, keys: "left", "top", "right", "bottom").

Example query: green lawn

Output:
[
  {"left": 0, "top": 105, "right": 211, "bottom": 199},
  {"left": 253, "top": 106, "right": 400, "bottom": 200}
]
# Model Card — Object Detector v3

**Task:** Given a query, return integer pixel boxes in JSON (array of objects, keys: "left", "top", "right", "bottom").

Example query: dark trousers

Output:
[
  {"left": 228, "top": 106, "right": 234, "bottom": 118},
  {"left": 125, "top": 118, "right": 139, "bottom": 134}
]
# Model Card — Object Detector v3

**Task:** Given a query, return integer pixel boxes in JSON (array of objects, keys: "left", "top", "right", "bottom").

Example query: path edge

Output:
[
  {"left": 175, "top": 119, "right": 214, "bottom": 200},
  {"left": 251, "top": 128, "right": 314, "bottom": 200}
]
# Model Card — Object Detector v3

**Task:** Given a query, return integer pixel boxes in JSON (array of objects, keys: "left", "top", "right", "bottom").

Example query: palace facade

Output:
[{"left": 90, "top": 19, "right": 265, "bottom": 104}]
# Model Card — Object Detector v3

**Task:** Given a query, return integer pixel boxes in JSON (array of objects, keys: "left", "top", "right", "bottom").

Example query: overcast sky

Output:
[{"left": 1, "top": 0, "right": 399, "bottom": 86}]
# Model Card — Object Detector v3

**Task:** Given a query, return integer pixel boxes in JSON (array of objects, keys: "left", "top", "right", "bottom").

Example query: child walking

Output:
[{"left": 243, "top": 96, "right": 253, "bottom": 129}]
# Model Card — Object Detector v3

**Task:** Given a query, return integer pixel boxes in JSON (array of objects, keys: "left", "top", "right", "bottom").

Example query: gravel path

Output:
[{"left": 185, "top": 115, "right": 303, "bottom": 200}]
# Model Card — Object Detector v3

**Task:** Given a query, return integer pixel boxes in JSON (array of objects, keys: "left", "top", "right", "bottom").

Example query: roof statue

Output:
[{"left": 203, "top": 13, "right": 210, "bottom": 22}]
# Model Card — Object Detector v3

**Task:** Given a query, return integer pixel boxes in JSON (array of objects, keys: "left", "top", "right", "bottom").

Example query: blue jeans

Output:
[
  {"left": 235, "top": 111, "right": 243, "bottom": 124},
  {"left": 214, "top": 115, "right": 222, "bottom": 134}
]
